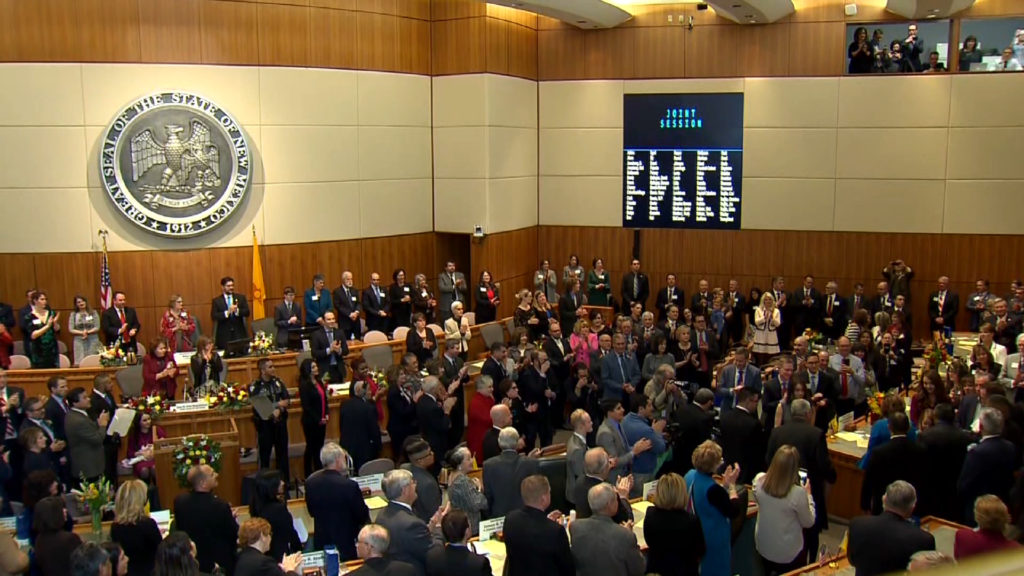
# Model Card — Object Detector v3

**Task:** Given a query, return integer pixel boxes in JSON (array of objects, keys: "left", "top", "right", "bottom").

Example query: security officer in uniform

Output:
[{"left": 250, "top": 358, "right": 291, "bottom": 483}]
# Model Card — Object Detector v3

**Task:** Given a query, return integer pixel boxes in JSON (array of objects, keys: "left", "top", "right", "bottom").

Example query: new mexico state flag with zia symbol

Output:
[{"left": 252, "top": 226, "right": 266, "bottom": 320}]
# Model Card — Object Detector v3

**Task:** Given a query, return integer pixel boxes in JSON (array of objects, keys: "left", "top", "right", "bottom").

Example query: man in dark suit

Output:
[
  {"left": 543, "top": 320, "right": 573, "bottom": 394},
  {"left": 882, "top": 259, "right": 915, "bottom": 302},
  {"left": 87, "top": 375, "right": 120, "bottom": 484},
  {"left": 19, "top": 396, "right": 66, "bottom": 477},
  {"left": 439, "top": 341, "right": 470, "bottom": 450},
  {"left": 415, "top": 377, "right": 455, "bottom": 476},
  {"left": 482, "top": 427, "right": 540, "bottom": 517},
  {"left": 803, "top": 353, "right": 838, "bottom": 430},
  {"left": 518, "top": 349, "right": 555, "bottom": 449},
  {"left": 333, "top": 271, "right": 362, "bottom": 341},
  {"left": 211, "top": 277, "right": 250, "bottom": 350},
  {"left": 311, "top": 311, "right": 349, "bottom": 384},
  {"left": 715, "top": 348, "right": 762, "bottom": 411},
  {"left": 425, "top": 509, "right": 491, "bottom": 576},
  {"left": 767, "top": 399, "right": 837, "bottom": 565},
  {"left": 690, "top": 314, "right": 719, "bottom": 389},
  {"left": 438, "top": 261, "right": 467, "bottom": 322},
  {"left": 724, "top": 279, "right": 746, "bottom": 345},
  {"left": 820, "top": 281, "right": 846, "bottom": 341},
  {"left": 0, "top": 369, "right": 26, "bottom": 451},
  {"left": 958, "top": 407, "right": 1017, "bottom": 525},
  {"left": 401, "top": 438, "right": 442, "bottom": 524},
  {"left": 387, "top": 374, "right": 420, "bottom": 464},
  {"left": 600, "top": 334, "right": 641, "bottom": 405},
  {"left": 667, "top": 388, "right": 714, "bottom": 475},
  {"left": 363, "top": 273, "right": 390, "bottom": 333},
  {"left": 917, "top": 403, "right": 971, "bottom": 522},
  {"left": 620, "top": 259, "right": 650, "bottom": 311},
  {"left": 891, "top": 294, "right": 913, "bottom": 333},
  {"left": 573, "top": 447, "right": 633, "bottom": 524},
  {"left": 43, "top": 376, "right": 69, "bottom": 440},
  {"left": 481, "top": 404, "right": 509, "bottom": 463},
  {"left": 272, "top": 287, "right": 302, "bottom": 349},
  {"left": 174, "top": 464, "right": 239, "bottom": 575},
  {"left": 762, "top": 356, "right": 794, "bottom": 434},
  {"left": 564, "top": 409, "right": 590, "bottom": 506},
  {"left": 690, "top": 279, "right": 712, "bottom": 317},
  {"left": 928, "top": 276, "right": 959, "bottom": 333},
  {"left": 860, "top": 412, "right": 927, "bottom": 515},
  {"left": 867, "top": 281, "right": 893, "bottom": 320},
  {"left": 377, "top": 469, "right": 444, "bottom": 575},
  {"left": 503, "top": 475, "right": 574, "bottom": 576},
  {"left": 654, "top": 274, "right": 683, "bottom": 322},
  {"left": 249, "top": 358, "right": 291, "bottom": 478},
  {"left": 718, "top": 387, "right": 766, "bottom": 485},
  {"left": 569, "top": 483, "right": 645, "bottom": 576},
  {"left": 480, "top": 343, "right": 509, "bottom": 402},
  {"left": 846, "top": 282, "right": 866, "bottom": 325},
  {"left": 791, "top": 275, "right": 822, "bottom": 336},
  {"left": 339, "top": 381, "right": 381, "bottom": 472},
  {"left": 558, "top": 282, "right": 587, "bottom": 331},
  {"left": 100, "top": 291, "right": 141, "bottom": 353},
  {"left": 65, "top": 387, "right": 110, "bottom": 486},
  {"left": 848, "top": 481, "right": 935, "bottom": 576},
  {"left": 305, "top": 443, "right": 370, "bottom": 560},
  {"left": 352, "top": 524, "right": 418, "bottom": 576}
]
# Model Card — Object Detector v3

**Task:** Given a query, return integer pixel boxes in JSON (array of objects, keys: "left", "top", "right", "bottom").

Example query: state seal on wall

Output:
[{"left": 99, "top": 92, "right": 251, "bottom": 238}]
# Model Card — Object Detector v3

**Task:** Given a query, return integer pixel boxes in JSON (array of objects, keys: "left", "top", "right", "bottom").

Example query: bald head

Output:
[
  {"left": 583, "top": 447, "right": 609, "bottom": 478},
  {"left": 490, "top": 404, "right": 511, "bottom": 428}
]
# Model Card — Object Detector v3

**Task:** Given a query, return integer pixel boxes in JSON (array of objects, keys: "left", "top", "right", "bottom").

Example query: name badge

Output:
[
  {"left": 538, "top": 274, "right": 544, "bottom": 280},
  {"left": 312, "top": 295, "right": 319, "bottom": 301},
  {"left": 932, "top": 297, "right": 939, "bottom": 302},
  {"left": 84, "top": 315, "right": 93, "bottom": 321},
  {"left": 404, "top": 286, "right": 410, "bottom": 292},
  {"left": 670, "top": 295, "right": 677, "bottom": 301},
  {"left": 32, "top": 318, "right": 42, "bottom": 325},
  {"left": 480, "top": 287, "right": 487, "bottom": 292},
  {"left": 421, "top": 290, "right": 428, "bottom": 297},
  {"left": 351, "top": 295, "right": 358, "bottom": 302}
]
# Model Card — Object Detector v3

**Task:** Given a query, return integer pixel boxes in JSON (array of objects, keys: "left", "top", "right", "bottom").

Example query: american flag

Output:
[{"left": 99, "top": 246, "right": 112, "bottom": 311}]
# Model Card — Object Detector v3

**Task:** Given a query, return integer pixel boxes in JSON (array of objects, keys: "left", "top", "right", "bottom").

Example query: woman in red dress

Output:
[
  {"left": 467, "top": 374, "right": 496, "bottom": 466},
  {"left": 142, "top": 337, "right": 179, "bottom": 399},
  {"left": 159, "top": 294, "right": 197, "bottom": 353}
]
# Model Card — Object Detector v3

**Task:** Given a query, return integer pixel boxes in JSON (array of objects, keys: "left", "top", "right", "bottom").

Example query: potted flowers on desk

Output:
[
  {"left": 73, "top": 475, "right": 113, "bottom": 534},
  {"left": 127, "top": 395, "right": 169, "bottom": 419},
  {"left": 172, "top": 435, "right": 223, "bottom": 487},
  {"left": 99, "top": 344, "right": 126, "bottom": 367},
  {"left": 252, "top": 331, "right": 274, "bottom": 356},
  {"left": 206, "top": 383, "right": 250, "bottom": 410}
]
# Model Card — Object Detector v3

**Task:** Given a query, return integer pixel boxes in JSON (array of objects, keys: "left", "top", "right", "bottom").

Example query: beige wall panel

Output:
[
  {"left": 838, "top": 75, "right": 951, "bottom": 128},
  {"left": 434, "top": 178, "right": 487, "bottom": 233},
  {"left": 836, "top": 128, "right": 947, "bottom": 180},
  {"left": 356, "top": 72, "right": 431, "bottom": 127},
  {"left": 0, "top": 188, "right": 93, "bottom": 252},
  {"left": 950, "top": 74, "right": 1024, "bottom": 128},
  {"left": 263, "top": 182, "right": 360, "bottom": 244},
  {"left": 432, "top": 75, "right": 487, "bottom": 127},
  {"left": 359, "top": 179, "right": 433, "bottom": 237},
  {"left": 539, "top": 176, "right": 620, "bottom": 226},
  {"left": 0, "top": 64, "right": 84, "bottom": 126},
  {"left": 741, "top": 178, "right": 836, "bottom": 231},
  {"left": 943, "top": 180, "right": 1024, "bottom": 235},
  {"left": 625, "top": 78, "right": 745, "bottom": 94},
  {"left": 539, "top": 128, "right": 621, "bottom": 176},
  {"left": 744, "top": 128, "right": 837, "bottom": 179},
  {"left": 259, "top": 68, "right": 358, "bottom": 126},
  {"left": 432, "top": 126, "right": 488, "bottom": 179},
  {"left": 947, "top": 128, "right": 1024, "bottom": 180},
  {"left": 80, "top": 64, "right": 261, "bottom": 126},
  {"left": 0, "top": 127, "right": 86, "bottom": 189},
  {"left": 486, "top": 74, "right": 537, "bottom": 129},
  {"left": 261, "top": 126, "right": 359, "bottom": 184},
  {"left": 358, "top": 127, "right": 432, "bottom": 180},
  {"left": 538, "top": 81, "right": 623, "bottom": 129},
  {"left": 834, "top": 179, "right": 945, "bottom": 233},
  {"left": 488, "top": 127, "right": 538, "bottom": 179},
  {"left": 87, "top": 185, "right": 265, "bottom": 252},
  {"left": 487, "top": 176, "right": 538, "bottom": 233},
  {"left": 744, "top": 77, "right": 839, "bottom": 128}
]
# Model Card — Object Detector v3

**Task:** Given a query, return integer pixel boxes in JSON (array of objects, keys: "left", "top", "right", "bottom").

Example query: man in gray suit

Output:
[
  {"left": 716, "top": 348, "right": 763, "bottom": 411},
  {"left": 482, "top": 427, "right": 540, "bottom": 517},
  {"left": 569, "top": 483, "right": 645, "bottom": 576},
  {"left": 64, "top": 386, "right": 110, "bottom": 486},
  {"left": 565, "top": 409, "right": 592, "bottom": 506},
  {"left": 595, "top": 399, "right": 651, "bottom": 483},
  {"left": 272, "top": 286, "right": 302, "bottom": 349},
  {"left": 376, "top": 469, "right": 444, "bottom": 576},
  {"left": 438, "top": 261, "right": 467, "bottom": 322}
]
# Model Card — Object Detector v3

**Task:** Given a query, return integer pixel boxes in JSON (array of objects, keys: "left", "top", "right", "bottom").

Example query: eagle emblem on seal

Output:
[{"left": 130, "top": 120, "right": 221, "bottom": 207}]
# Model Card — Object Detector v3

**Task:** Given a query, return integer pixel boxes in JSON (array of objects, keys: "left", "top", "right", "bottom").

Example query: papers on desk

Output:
[
  {"left": 107, "top": 408, "right": 136, "bottom": 436},
  {"left": 327, "top": 382, "right": 350, "bottom": 396},
  {"left": 642, "top": 479, "right": 658, "bottom": 500},
  {"left": 478, "top": 517, "right": 504, "bottom": 541},
  {"left": 0, "top": 516, "right": 16, "bottom": 532},
  {"left": 837, "top": 412, "right": 854, "bottom": 430},
  {"left": 353, "top": 473, "right": 383, "bottom": 494},
  {"left": 293, "top": 516, "right": 309, "bottom": 543},
  {"left": 630, "top": 501, "right": 654, "bottom": 550},
  {"left": 150, "top": 510, "right": 171, "bottom": 535},
  {"left": 471, "top": 539, "right": 506, "bottom": 562},
  {"left": 364, "top": 496, "right": 388, "bottom": 510},
  {"left": 834, "top": 431, "right": 870, "bottom": 449}
]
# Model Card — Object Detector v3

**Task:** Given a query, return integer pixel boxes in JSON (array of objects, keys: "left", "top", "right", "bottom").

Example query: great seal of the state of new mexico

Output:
[{"left": 99, "top": 92, "right": 251, "bottom": 238}]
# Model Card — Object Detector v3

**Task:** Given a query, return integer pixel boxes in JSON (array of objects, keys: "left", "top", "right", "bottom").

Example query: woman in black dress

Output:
[
  {"left": 110, "top": 480, "right": 163, "bottom": 576},
  {"left": 405, "top": 312, "right": 438, "bottom": 367},
  {"left": 247, "top": 471, "right": 301, "bottom": 562},
  {"left": 297, "top": 358, "right": 328, "bottom": 478},
  {"left": 848, "top": 26, "right": 875, "bottom": 74},
  {"left": 475, "top": 270, "right": 500, "bottom": 324},
  {"left": 388, "top": 268, "right": 413, "bottom": 332}
]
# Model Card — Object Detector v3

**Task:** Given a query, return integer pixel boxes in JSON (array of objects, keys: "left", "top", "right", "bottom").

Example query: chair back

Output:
[
  {"left": 8, "top": 355, "right": 30, "bottom": 370},
  {"left": 357, "top": 458, "right": 396, "bottom": 477},
  {"left": 58, "top": 341, "right": 68, "bottom": 355},
  {"left": 363, "top": 331, "right": 388, "bottom": 344},
  {"left": 252, "top": 317, "right": 277, "bottom": 342},
  {"left": 58, "top": 354, "right": 71, "bottom": 368},
  {"left": 392, "top": 327, "right": 410, "bottom": 341},
  {"left": 12, "top": 341, "right": 25, "bottom": 356},
  {"left": 78, "top": 354, "right": 102, "bottom": 368},
  {"left": 480, "top": 323, "right": 505, "bottom": 349},
  {"left": 361, "top": 345, "right": 394, "bottom": 370},
  {"left": 463, "top": 312, "right": 476, "bottom": 326},
  {"left": 117, "top": 364, "right": 145, "bottom": 398}
]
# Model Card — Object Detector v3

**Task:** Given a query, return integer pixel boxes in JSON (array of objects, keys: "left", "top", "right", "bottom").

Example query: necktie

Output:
[
  {"left": 556, "top": 340, "right": 564, "bottom": 355},
  {"left": 617, "top": 354, "right": 626, "bottom": 382},
  {"left": 286, "top": 303, "right": 291, "bottom": 314},
  {"left": 227, "top": 295, "right": 233, "bottom": 309},
  {"left": 375, "top": 288, "right": 381, "bottom": 304},
  {"left": 118, "top": 308, "right": 125, "bottom": 324},
  {"left": 2, "top": 398, "right": 14, "bottom": 440},
  {"left": 811, "top": 373, "right": 817, "bottom": 393},
  {"left": 617, "top": 421, "right": 629, "bottom": 450},
  {"left": 668, "top": 288, "right": 673, "bottom": 301},
  {"left": 827, "top": 296, "right": 833, "bottom": 315},
  {"left": 452, "top": 275, "right": 459, "bottom": 301},
  {"left": 633, "top": 276, "right": 639, "bottom": 298},
  {"left": 572, "top": 293, "right": 577, "bottom": 307},
  {"left": 841, "top": 369, "right": 849, "bottom": 397},
  {"left": 737, "top": 368, "right": 744, "bottom": 387}
]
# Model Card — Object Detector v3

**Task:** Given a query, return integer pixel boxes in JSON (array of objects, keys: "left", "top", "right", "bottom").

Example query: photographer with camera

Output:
[{"left": 874, "top": 332, "right": 906, "bottom": 393}]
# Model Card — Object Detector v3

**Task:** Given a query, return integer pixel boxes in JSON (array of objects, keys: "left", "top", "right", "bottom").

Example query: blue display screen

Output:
[{"left": 622, "top": 93, "right": 743, "bottom": 229}]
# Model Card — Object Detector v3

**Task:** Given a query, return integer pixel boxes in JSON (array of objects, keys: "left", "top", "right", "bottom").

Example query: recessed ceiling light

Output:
[
  {"left": 744, "top": 14, "right": 754, "bottom": 18},
  {"left": 926, "top": 14, "right": 936, "bottom": 18},
  {"left": 748, "top": 18, "right": 757, "bottom": 23},
  {"left": 929, "top": 8, "right": 940, "bottom": 13}
]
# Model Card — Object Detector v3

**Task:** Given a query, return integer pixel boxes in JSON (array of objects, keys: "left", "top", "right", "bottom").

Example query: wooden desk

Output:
[{"left": 825, "top": 423, "right": 869, "bottom": 521}]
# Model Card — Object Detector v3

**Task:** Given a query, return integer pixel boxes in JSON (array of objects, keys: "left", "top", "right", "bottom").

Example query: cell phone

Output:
[
  {"left": 798, "top": 468, "right": 809, "bottom": 485},
  {"left": 842, "top": 358, "right": 851, "bottom": 367}
]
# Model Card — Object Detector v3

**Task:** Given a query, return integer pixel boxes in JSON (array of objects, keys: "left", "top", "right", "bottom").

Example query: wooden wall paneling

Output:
[
  {"left": 394, "top": 0, "right": 430, "bottom": 21},
  {"left": 537, "top": 15, "right": 572, "bottom": 31},
  {"left": 584, "top": 28, "right": 635, "bottom": 79},
  {"left": 431, "top": 17, "right": 486, "bottom": 75},
  {"left": 431, "top": 0, "right": 486, "bottom": 21},
  {"left": 139, "top": 0, "right": 203, "bottom": 63},
  {"left": 890, "top": 233, "right": 949, "bottom": 289},
  {"left": 135, "top": 306, "right": 160, "bottom": 350},
  {"left": 486, "top": 4, "right": 538, "bottom": 29},
  {"left": 356, "top": 11, "right": 399, "bottom": 71},
  {"left": 628, "top": 5, "right": 679, "bottom": 28},
  {"left": 262, "top": 244, "right": 321, "bottom": 302},
  {"left": 727, "top": 230, "right": 786, "bottom": 279},
  {"left": 75, "top": 0, "right": 142, "bottom": 63},
  {"left": 309, "top": 7, "right": 359, "bottom": 69},
  {"left": 0, "top": 255, "right": 38, "bottom": 306},
  {"left": 788, "top": 21, "right": 844, "bottom": 76},
  {"left": 846, "top": 4, "right": 910, "bottom": 23},
  {"left": 311, "top": 239, "right": 365, "bottom": 289},
  {"left": 107, "top": 251, "right": 156, "bottom": 307},
  {"left": 684, "top": 24, "right": 740, "bottom": 78},
  {"left": 737, "top": 23, "right": 790, "bottom": 77},
  {"left": 537, "top": 226, "right": 635, "bottom": 284},
  {"left": 486, "top": 17, "right": 509, "bottom": 75},
  {"left": 780, "top": 230, "right": 848, "bottom": 279},
  {"left": 200, "top": 0, "right": 260, "bottom": 65},
  {"left": 1, "top": 0, "right": 81, "bottom": 61},
  {"left": 149, "top": 250, "right": 213, "bottom": 310},
  {"left": 789, "top": 0, "right": 844, "bottom": 23},
  {"left": 633, "top": 26, "right": 686, "bottom": 79},
  {"left": 257, "top": 3, "right": 311, "bottom": 67},
  {"left": 396, "top": 17, "right": 431, "bottom": 75},
  {"left": 310, "top": 0, "right": 357, "bottom": 10},
  {"left": 357, "top": 0, "right": 398, "bottom": 16},
  {"left": 33, "top": 253, "right": 99, "bottom": 311},
  {"left": 207, "top": 246, "right": 252, "bottom": 307},
  {"left": 256, "top": 0, "right": 309, "bottom": 6},
  {"left": 643, "top": 229, "right": 734, "bottom": 276},
  {"left": 538, "top": 29, "right": 586, "bottom": 80},
  {"left": 361, "top": 233, "right": 437, "bottom": 286},
  {"left": 508, "top": 24, "right": 538, "bottom": 80},
  {"left": 0, "top": 1, "right": 14, "bottom": 60}
]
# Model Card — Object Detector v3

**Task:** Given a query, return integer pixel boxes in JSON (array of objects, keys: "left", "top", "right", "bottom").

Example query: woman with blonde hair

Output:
[
  {"left": 110, "top": 479, "right": 163, "bottom": 576},
  {"left": 753, "top": 291, "right": 782, "bottom": 366},
  {"left": 954, "top": 494, "right": 1021, "bottom": 559},
  {"left": 684, "top": 440, "right": 744, "bottom": 576},
  {"left": 643, "top": 472, "right": 705, "bottom": 576},
  {"left": 235, "top": 518, "right": 303, "bottom": 576},
  {"left": 569, "top": 317, "right": 596, "bottom": 368},
  {"left": 753, "top": 445, "right": 816, "bottom": 574}
]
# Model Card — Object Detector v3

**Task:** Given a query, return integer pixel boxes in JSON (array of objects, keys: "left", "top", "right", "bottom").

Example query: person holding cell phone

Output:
[{"left": 753, "top": 445, "right": 816, "bottom": 575}]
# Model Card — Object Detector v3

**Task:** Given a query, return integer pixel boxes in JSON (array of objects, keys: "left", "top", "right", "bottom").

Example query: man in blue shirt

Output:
[{"left": 621, "top": 393, "right": 667, "bottom": 498}]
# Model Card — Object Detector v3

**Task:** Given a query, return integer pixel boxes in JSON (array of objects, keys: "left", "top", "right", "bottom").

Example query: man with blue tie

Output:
[
  {"left": 716, "top": 348, "right": 762, "bottom": 411},
  {"left": 600, "top": 334, "right": 641, "bottom": 409},
  {"left": 311, "top": 312, "right": 348, "bottom": 384},
  {"left": 211, "top": 277, "right": 250, "bottom": 350},
  {"left": 362, "top": 273, "right": 390, "bottom": 333}
]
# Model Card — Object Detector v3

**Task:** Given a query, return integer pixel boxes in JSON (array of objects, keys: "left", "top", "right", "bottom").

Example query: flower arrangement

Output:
[
  {"left": 866, "top": 392, "right": 886, "bottom": 419},
  {"left": 251, "top": 331, "right": 274, "bottom": 356},
  {"left": 127, "top": 395, "right": 169, "bottom": 419},
  {"left": 99, "top": 344, "right": 127, "bottom": 367},
  {"left": 172, "top": 435, "right": 223, "bottom": 487},
  {"left": 801, "top": 328, "right": 826, "bottom": 347},
  {"left": 205, "top": 384, "right": 249, "bottom": 410},
  {"left": 72, "top": 475, "right": 113, "bottom": 533}
]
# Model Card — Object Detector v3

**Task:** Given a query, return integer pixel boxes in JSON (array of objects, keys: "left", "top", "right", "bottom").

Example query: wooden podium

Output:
[{"left": 153, "top": 414, "right": 242, "bottom": 510}]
